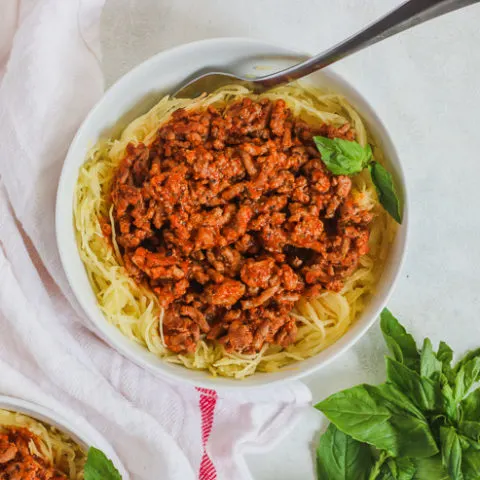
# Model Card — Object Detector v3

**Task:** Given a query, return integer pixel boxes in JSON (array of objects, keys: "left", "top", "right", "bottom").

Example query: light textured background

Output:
[{"left": 101, "top": 1, "right": 480, "bottom": 478}]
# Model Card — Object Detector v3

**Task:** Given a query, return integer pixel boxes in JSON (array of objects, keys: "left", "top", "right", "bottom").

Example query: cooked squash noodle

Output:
[
  {"left": 74, "top": 82, "right": 395, "bottom": 379},
  {"left": 0, "top": 409, "right": 86, "bottom": 479}
]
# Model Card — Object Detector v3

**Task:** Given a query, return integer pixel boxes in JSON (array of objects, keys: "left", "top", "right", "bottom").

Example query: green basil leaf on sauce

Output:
[
  {"left": 316, "top": 424, "right": 373, "bottom": 480},
  {"left": 369, "top": 162, "right": 402, "bottom": 224},
  {"left": 84, "top": 447, "right": 122, "bottom": 480},
  {"left": 313, "top": 136, "right": 403, "bottom": 223},
  {"left": 313, "top": 136, "right": 372, "bottom": 176}
]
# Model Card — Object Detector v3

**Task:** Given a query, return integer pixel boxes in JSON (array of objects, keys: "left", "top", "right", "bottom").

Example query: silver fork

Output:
[{"left": 174, "top": 0, "right": 479, "bottom": 98}]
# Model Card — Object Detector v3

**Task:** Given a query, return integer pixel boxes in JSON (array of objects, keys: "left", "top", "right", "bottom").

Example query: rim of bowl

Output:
[
  {"left": 56, "top": 37, "right": 409, "bottom": 390},
  {"left": 0, "top": 395, "right": 126, "bottom": 475}
]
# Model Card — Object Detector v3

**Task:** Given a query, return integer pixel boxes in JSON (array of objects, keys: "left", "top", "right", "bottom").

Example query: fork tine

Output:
[{"left": 173, "top": 72, "right": 245, "bottom": 98}]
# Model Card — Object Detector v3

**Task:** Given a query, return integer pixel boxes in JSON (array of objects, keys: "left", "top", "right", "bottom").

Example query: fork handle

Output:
[{"left": 258, "top": 0, "right": 480, "bottom": 87}]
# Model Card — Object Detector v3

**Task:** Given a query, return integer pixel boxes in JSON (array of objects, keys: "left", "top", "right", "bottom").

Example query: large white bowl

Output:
[
  {"left": 56, "top": 38, "right": 408, "bottom": 389},
  {"left": 0, "top": 395, "right": 126, "bottom": 476}
]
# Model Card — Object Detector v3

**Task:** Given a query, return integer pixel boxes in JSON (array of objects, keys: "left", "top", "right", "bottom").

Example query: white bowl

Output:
[
  {"left": 56, "top": 38, "right": 408, "bottom": 390},
  {"left": 0, "top": 395, "right": 126, "bottom": 476}
]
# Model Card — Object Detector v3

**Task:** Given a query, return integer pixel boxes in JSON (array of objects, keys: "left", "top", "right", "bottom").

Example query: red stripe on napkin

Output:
[{"left": 196, "top": 388, "right": 218, "bottom": 480}]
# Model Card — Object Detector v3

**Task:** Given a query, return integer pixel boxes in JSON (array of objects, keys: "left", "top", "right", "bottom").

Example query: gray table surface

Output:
[{"left": 101, "top": 1, "right": 480, "bottom": 478}]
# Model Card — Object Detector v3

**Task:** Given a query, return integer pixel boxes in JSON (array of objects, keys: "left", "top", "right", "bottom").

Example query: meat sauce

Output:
[
  {"left": 0, "top": 428, "right": 67, "bottom": 479},
  {"left": 110, "top": 98, "right": 373, "bottom": 355}
]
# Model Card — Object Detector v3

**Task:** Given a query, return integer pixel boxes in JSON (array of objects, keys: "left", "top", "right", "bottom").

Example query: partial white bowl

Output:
[
  {"left": 0, "top": 395, "right": 126, "bottom": 476},
  {"left": 56, "top": 38, "right": 408, "bottom": 389}
]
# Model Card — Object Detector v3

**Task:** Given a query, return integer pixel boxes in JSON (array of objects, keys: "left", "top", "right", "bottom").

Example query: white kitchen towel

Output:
[{"left": 0, "top": 1, "right": 312, "bottom": 480}]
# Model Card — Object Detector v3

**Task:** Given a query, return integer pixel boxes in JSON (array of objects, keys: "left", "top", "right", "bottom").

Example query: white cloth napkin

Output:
[{"left": 0, "top": 1, "right": 312, "bottom": 479}]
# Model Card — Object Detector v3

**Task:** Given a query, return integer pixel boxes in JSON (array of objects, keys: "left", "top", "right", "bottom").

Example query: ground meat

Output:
[
  {"left": 110, "top": 97, "right": 373, "bottom": 354},
  {"left": 0, "top": 428, "right": 67, "bottom": 479}
]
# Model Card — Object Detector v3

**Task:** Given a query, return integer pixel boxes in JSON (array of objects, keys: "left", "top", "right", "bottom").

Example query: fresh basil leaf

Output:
[
  {"left": 454, "top": 348, "right": 480, "bottom": 375},
  {"left": 377, "top": 467, "right": 396, "bottom": 480},
  {"left": 462, "top": 447, "right": 480, "bottom": 479},
  {"left": 395, "top": 458, "right": 417, "bottom": 480},
  {"left": 369, "top": 451, "right": 390, "bottom": 480},
  {"left": 459, "top": 435, "right": 475, "bottom": 451},
  {"left": 315, "top": 384, "right": 392, "bottom": 452},
  {"left": 455, "top": 368, "right": 467, "bottom": 403},
  {"left": 316, "top": 383, "right": 438, "bottom": 458},
  {"left": 316, "top": 424, "right": 373, "bottom": 480},
  {"left": 440, "top": 375, "right": 459, "bottom": 422},
  {"left": 459, "top": 434, "right": 480, "bottom": 454},
  {"left": 380, "top": 309, "right": 420, "bottom": 372},
  {"left": 454, "top": 357, "right": 480, "bottom": 402},
  {"left": 429, "top": 413, "right": 449, "bottom": 441},
  {"left": 369, "top": 162, "right": 402, "bottom": 224},
  {"left": 437, "top": 341, "right": 454, "bottom": 369},
  {"left": 386, "top": 357, "right": 442, "bottom": 411},
  {"left": 461, "top": 388, "right": 480, "bottom": 421},
  {"left": 372, "top": 383, "right": 425, "bottom": 420},
  {"left": 378, "top": 457, "right": 416, "bottom": 480},
  {"left": 411, "top": 455, "right": 449, "bottom": 479},
  {"left": 370, "top": 384, "right": 439, "bottom": 458},
  {"left": 313, "top": 136, "right": 372, "bottom": 176},
  {"left": 437, "top": 341, "right": 455, "bottom": 385},
  {"left": 440, "top": 426, "right": 464, "bottom": 480},
  {"left": 462, "top": 358, "right": 480, "bottom": 392},
  {"left": 420, "top": 339, "right": 443, "bottom": 380},
  {"left": 84, "top": 447, "right": 122, "bottom": 480},
  {"left": 375, "top": 460, "right": 395, "bottom": 480},
  {"left": 459, "top": 421, "right": 480, "bottom": 442}
]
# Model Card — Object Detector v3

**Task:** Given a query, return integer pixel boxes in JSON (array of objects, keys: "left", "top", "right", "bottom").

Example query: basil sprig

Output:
[
  {"left": 313, "top": 137, "right": 373, "bottom": 176},
  {"left": 315, "top": 309, "right": 480, "bottom": 480},
  {"left": 85, "top": 447, "right": 122, "bottom": 480},
  {"left": 313, "top": 136, "right": 402, "bottom": 224},
  {"left": 317, "top": 424, "right": 373, "bottom": 480}
]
